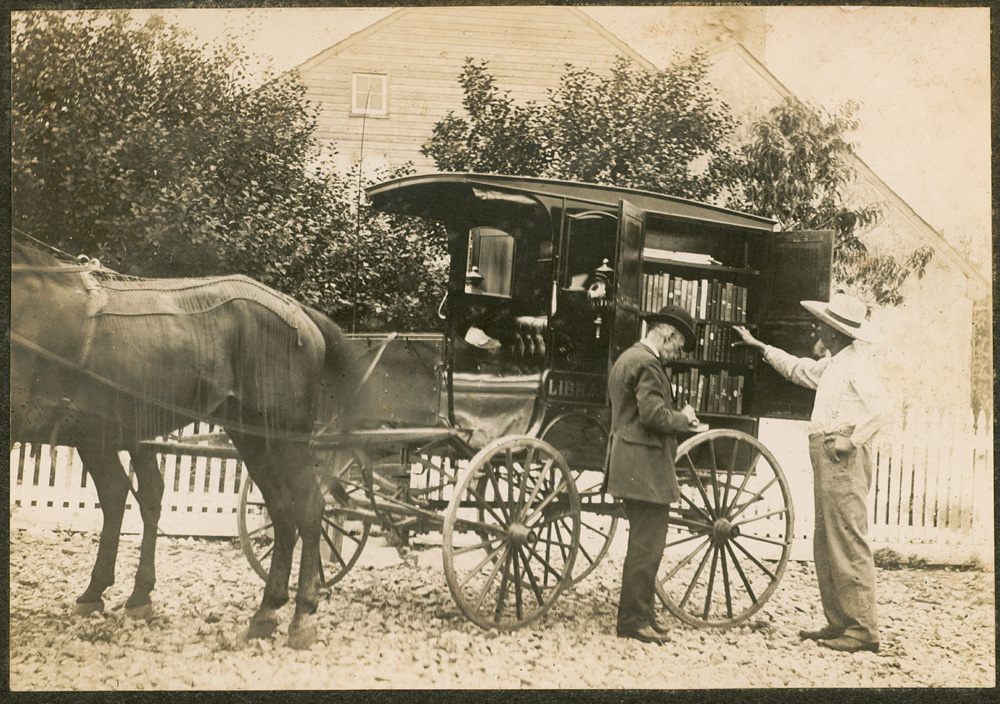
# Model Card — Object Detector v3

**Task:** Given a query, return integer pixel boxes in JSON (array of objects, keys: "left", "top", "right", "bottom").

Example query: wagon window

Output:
[
  {"left": 466, "top": 227, "right": 514, "bottom": 298},
  {"left": 352, "top": 73, "right": 388, "bottom": 116}
]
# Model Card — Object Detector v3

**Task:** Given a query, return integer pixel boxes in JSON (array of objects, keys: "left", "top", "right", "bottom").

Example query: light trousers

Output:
[{"left": 808, "top": 433, "right": 879, "bottom": 644}]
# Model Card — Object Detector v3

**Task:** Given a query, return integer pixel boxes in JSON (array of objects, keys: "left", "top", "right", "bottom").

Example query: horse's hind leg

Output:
[
  {"left": 75, "top": 444, "right": 130, "bottom": 614},
  {"left": 228, "top": 433, "right": 298, "bottom": 639},
  {"left": 285, "top": 444, "right": 326, "bottom": 650},
  {"left": 124, "top": 446, "right": 164, "bottom": 618}
]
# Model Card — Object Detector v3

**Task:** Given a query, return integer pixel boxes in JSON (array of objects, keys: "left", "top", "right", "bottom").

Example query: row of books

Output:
[
  {"left": 668, "top": 368, "right": 745, "bottom": 416},
  {"left": 641, "top": 272, "right": 748, "bottom": 323},
  {"left": 689, "top": 324, "right": 751, "bottom": 364},
  {"left": 639, "top": 320, "right": 750, "bottom": 364}
]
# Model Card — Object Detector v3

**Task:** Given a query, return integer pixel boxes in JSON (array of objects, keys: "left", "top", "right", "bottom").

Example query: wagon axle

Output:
[
  {"left": 709, "top": 518, "right": 740, "bottom": 546},
  {"left": 507, "top": 522, "right": 538, "bottom": 548}
]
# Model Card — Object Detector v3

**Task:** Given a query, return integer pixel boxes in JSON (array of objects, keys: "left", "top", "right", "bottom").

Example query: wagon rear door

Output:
[
  {"left": 607, "top": 199, "right": 647, "bottom": 366},
  {"left": 753, "top": 230, "right": 835, "bottom": 419}
]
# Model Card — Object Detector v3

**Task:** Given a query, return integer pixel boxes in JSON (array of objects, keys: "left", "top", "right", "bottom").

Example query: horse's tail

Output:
[{"left": 301, "top": 306, "right": 363, "bottom": 433}]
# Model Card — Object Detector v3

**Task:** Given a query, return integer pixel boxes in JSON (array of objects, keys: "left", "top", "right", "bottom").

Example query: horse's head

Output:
[{"left": 11, "top": 240, "right": 93, "bottom": 355}]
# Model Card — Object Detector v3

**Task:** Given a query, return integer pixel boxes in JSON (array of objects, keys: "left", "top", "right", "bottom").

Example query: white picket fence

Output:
[
  {"left": 10, "top": 423, "right": 247, "bottom": 537},
  {"left": 10, "top": 410, "right": 995, "bottom": 566},
  {"left": 758, "top": 408, "right": 994, "bottom": 566}
]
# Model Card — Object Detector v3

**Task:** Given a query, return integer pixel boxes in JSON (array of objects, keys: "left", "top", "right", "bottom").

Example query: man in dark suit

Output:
[{"left": 607, "top": 304, "right": 698, "bottom": 643}]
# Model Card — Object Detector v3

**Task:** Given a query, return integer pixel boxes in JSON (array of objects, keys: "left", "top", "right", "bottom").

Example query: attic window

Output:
[{"left": 352, "top": 73, "right": 388, "bottom": 116}]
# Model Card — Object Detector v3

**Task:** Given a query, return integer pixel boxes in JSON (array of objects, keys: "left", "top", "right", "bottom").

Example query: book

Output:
[
  {"left": 643, "top": 248, "right": 722, "bottom": 266},
  {"left": 719, "top": 369, "right": 729, "bottom": 413}
]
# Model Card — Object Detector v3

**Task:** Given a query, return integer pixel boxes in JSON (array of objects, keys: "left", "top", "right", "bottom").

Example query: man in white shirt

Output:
[{"left": 734, "top": 293, "right": 891, "bottom": 654}]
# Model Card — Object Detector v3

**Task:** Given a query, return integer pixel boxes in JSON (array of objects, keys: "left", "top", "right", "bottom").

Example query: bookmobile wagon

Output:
[{"left": 228, "top": 172, "right": 835, "bottom": 630}]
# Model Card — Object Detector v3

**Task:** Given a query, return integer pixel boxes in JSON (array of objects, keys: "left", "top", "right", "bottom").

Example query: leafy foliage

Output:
[
  {"left": 12, "top": 11, "right": 445, "bottom": 331},
  {"left": 720, "top": 98, "right": 933, "bottom": 305},
  {"left": 423, "top": 55, "right": 735, "bottom": 200},
  {"left": 423, "top": 60, "right": 547, "bottom": 176},
  {"left": 314, "top": 165, "right": 447, "bottom": 333}
]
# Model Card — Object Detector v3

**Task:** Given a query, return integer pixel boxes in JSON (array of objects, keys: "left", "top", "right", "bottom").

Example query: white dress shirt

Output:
[{"left": 762, "top": 342, "right": 891, "bottom": 447}]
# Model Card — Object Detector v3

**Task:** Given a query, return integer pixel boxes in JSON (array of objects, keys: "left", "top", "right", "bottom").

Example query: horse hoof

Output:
[
  {"left": 72, "top": 600, "right": 104, "bottom": 616},
  {"left": 125, "top": 602, "right": 155, "bottom": 621},
  {"left": 287, "top": 621, "right": 317, "bottom": 651},
  {"left": 247, "top": 617, "right": 279, "bottom": 640}
]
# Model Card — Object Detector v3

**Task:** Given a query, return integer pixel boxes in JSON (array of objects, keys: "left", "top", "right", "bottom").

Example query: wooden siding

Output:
[{"left": 296, "top": 7, "right": 641, "bottom": 171}]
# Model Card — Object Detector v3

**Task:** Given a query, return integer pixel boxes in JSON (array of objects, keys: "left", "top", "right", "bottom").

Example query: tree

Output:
[
  {"left": 719, "top": 98, "right": 933, "bottom": 306},
  {"left": 422, "top": 59, "right": 547, "bottom": 176},
  {"left": 312, "top": 164, "right": 448, "bottom": 333},
  {"left": 12, "top": 10, "right": 445, "bottom": 331},
  {"left": 426, "top": 60, "right": 932, "bottom": 307},
  {"left": 423, "top": 55, "right": 735, "bottom": 200}
]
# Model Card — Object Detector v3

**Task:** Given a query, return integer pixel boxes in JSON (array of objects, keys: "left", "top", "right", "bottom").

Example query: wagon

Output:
[{"left": 232, "top": 173, "right": 836, "bottom": 631}]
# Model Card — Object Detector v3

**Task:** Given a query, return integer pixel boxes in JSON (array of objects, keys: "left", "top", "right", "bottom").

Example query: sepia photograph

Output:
[{"left": 9, "top": 3, "right": 993, "bottom": 690}]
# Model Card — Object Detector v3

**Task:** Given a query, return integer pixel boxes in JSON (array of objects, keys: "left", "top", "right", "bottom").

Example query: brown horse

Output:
[{"left": 11, "top": 240, "right": 360, "bottom": 649}]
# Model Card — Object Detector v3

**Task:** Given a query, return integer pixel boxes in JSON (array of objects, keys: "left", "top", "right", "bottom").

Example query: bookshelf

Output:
[{"left": 638, "top": 246, "right": 761, "bottom": 427}]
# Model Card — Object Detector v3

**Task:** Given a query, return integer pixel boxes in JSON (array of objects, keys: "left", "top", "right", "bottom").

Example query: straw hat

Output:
[{"left": 801, "top": 293, "right": 883, "bottom": 343}]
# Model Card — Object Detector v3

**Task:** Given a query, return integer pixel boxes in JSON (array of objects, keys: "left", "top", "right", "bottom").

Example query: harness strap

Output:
[{"left": 78, "top": 270, "right": 107, "bottom": 368}]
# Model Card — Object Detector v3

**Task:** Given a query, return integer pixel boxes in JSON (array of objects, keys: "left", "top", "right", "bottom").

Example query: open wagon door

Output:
[
  {"left": 607, "top": 199, "right": 647, "bottom": 366},
  {"left": 753, "top": 230, "right": 835, "bottom": 419}
]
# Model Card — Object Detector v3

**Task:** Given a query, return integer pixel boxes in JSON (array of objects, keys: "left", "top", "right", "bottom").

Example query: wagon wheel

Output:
[
  {"left": 238, "top": 450, "right": 372, "bottom": 588},
  {"left": 442, "top": 436, "right": 581, "bottom": 631},
  {"left": 656, "top": 429, "right": 793, "bottom": 628},
  {"left": 539, "top": 412, "right": 619, "bottom": 585}
]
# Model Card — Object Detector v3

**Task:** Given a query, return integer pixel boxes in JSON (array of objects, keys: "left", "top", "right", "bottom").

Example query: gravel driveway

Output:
[{"left": 9, "top": 527, "right": 995, "bottom": 689}]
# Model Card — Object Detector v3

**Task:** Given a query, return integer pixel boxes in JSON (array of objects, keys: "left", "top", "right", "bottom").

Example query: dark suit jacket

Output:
[{"left": 606, "top": 343, "right": 691, "bottom": 504}]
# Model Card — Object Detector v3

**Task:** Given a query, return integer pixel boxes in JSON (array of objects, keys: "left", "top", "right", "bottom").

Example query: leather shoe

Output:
[
  {"left": 650, "top": 617, "right": 671, "bottom": 634},
  {"left": 617, "top": 625, "right": 670, "bottom": 644},
  {"left": 799, "top": 626, "right": 843, "bottom": 641},
  {"left": 818, "top": 635, "right": 879, "bottom": 653}
]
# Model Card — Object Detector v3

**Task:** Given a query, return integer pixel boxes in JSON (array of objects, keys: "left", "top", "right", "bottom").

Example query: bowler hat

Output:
[
  {"left": 644, "top": 304, "right": 696, "bottom": 352},
  {"left": 801, "top": 293, "right": 883, "bottom": 343}
]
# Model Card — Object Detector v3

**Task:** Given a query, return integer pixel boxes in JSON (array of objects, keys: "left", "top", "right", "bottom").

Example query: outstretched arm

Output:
[{"left": 732, "top": 325, "right": 830, "bottom": 390}]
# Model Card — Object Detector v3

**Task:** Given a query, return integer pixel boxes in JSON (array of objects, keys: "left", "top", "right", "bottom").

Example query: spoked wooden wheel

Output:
[
  {"left": 656, "top": 430, "right": 793, "bottom": 628},
  {"left": 442, "top": 436, "right": 581, "bottom": 631},
  {"left": 238, "top": 450, "right": 372, "bottom": 588},
  {"left": 540, "top": 412, "right": 619, "bottom": 585}
]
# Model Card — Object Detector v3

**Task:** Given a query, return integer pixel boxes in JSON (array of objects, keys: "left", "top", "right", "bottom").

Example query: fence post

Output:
[{"left": 971, "top": 410, "right": 994, "bottom": 565}]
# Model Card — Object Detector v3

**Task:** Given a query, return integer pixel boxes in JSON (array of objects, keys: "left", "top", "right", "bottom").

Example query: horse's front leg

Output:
[
  {"left": 287, "top": 452, "right": 325, "bottom": 650},
  {"left": 74, "top": 444, "right": 131, "bottom": 614},
  {"left": 124, "top": 445, "right": 164, "bottom": 618}
]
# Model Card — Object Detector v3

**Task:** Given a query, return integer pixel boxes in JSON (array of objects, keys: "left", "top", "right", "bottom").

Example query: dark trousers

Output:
[{"left": 617, "top": 498, "right": 670, "bottom": 634}]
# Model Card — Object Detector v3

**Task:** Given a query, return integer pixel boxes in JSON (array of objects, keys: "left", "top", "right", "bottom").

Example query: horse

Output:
[{"left": 11, "top": 239, "right": 361, "bottom": 650}]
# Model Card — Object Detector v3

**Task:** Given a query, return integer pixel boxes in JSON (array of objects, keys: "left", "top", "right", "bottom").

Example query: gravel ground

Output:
[{"left": 9, "top": 527, "right": 995, "bottom": 690}]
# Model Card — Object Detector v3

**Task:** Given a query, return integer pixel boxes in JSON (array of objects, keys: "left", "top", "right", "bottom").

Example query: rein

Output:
[
  {"left": 11, "top": 263, "right": 106, "bottom": 274},
  {"left": 359, "top": 332, "right": 399, "bottom": 387}
]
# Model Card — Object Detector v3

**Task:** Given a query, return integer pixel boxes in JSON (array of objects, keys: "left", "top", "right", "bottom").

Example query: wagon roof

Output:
[{"left": 366, "top": 172, "right": 778, "bottom": 231}]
